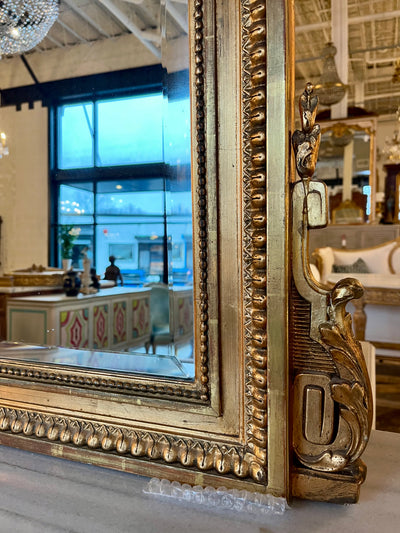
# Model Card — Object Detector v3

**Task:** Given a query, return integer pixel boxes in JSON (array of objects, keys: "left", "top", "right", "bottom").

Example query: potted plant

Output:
[{"left": 59, "top": 225, "right": 81, "bottom": 271}]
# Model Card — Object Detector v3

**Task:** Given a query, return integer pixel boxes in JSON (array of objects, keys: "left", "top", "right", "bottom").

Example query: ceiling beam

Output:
[
  {"left": 56, "top": 19, "right": 89, "bottom": 43},
  {"left": 331, "top": 0, "right": 348, "bottom": 119},
  {"left": 62, "top": 0, "right": 111, "bottom": 38},
  {"left": 121, "top": 0, "right": 188, "bottom": 34},
  {"left": 44, "top": 34, "right": 65, "bottom": 48},
  {"left": 97, "top": 0, "right": 161, "bottom": 59},
  {"left": 298, "top": 43, "right": 400, "bottom": 63},
  {"left": 362, "top": 91, "right": 400, "bottom": 101},
  {"left": 167, "top": 1, "right": 188, "bottom": 34},
  {"left": 296, "top": 10, "right": 400, "bottom": 33}
]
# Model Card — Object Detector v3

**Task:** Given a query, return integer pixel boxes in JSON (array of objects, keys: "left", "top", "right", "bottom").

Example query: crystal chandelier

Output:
[
  {"left": 0, "top": 1, "right": 59, "bottom": 56},
  {"left": 382, "top": 106, "right": 400, "bottom": 163},
  {"left": 0, "top": 131, "right": 8, "bottom": 158},
  {"left": 392, "top": 60, "right": 400, "bottom": 84},
  {"left": 314, "top": 42, "right": 348, "bottom": 106}
]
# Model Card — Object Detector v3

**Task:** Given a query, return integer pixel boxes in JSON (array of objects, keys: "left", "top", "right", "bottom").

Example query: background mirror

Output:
[
  {"left": 295, "top": 1, "right": 400, "bottom": 433},
  {"left": 316, "top": 117, "right": 377, "bottom": 224},
  {"left": 0, "top": 0, "right": 194, "bottom": 379}
]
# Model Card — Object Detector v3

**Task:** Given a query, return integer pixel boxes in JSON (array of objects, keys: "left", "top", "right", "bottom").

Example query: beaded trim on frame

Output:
[
  {"left": 0, "top": 0, "right": 210, "bottom": 404},
  {"left": 0, "top": 0, "right": 269, "bottom": 484}
]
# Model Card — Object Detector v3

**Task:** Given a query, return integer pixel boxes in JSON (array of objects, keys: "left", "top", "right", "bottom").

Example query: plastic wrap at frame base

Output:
[{"left": 144, "top": 478, "right": 288, "bottom": 517}]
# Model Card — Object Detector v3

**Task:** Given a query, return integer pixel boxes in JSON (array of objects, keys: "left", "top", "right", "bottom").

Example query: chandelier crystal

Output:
[
  {"left": 0, "top": 0, "right": 59, "bottom": 56},
  {"left": 314, "top": 42, "right": 348, "bottom": 106},
  {"left": 392, "top": 60, "right": 400, "bottom": 84},
  {"left": 0, "top": 131, "right": 8, "bottom": 158},
  {"left": 382, "top": 106, "right": 400, "bottom": 163}
]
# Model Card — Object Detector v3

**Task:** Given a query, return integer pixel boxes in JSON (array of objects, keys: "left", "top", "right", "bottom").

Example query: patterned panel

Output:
[
  {"left": 60, "top": 309, "right": 89, "bottom": 349},
  {"left": 132, "top": 298, "right": 150, "bottom": 339},
  {"left": 113, "top": 301, "right": 127, "bottom": 344},
  {"left": 174, "top": 294, "right": 193, "bottom": 338},
  {"left": 93, "top": 304, "right": 108, "bottom": 349}
]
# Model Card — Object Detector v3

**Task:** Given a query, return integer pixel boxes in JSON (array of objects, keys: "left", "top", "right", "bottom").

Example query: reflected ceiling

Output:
[
  {"left": 32, "top": 0, "right": 186, "bottom": 55},
  {"left": 296, "top": 0, "right": 400, "bottom": 115},
  {"left": 0, "top": 0, "right": 187, "bottom": 88},
  {"left": 1, "top": 1, "right": 399, "bottom": 115}
]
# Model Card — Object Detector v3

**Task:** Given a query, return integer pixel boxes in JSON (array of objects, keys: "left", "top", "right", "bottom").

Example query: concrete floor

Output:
[{"left": 0, "top": 430, "right": 399, "bottom": 532}]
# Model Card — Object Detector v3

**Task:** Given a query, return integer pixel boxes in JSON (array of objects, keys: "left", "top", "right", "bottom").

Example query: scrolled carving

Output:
[{"left": 291, "top": 85, "right": 373, "bottom": 475}]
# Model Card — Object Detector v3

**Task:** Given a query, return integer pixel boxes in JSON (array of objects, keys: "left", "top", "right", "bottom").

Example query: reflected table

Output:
[{"left": 6, "top": 287, "right": 151, "bottom": 352}]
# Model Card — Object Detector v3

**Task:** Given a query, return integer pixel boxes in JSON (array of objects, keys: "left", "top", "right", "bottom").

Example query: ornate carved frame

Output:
[{"left": 0, "top": 1, "right": 372, "bottom": 503}]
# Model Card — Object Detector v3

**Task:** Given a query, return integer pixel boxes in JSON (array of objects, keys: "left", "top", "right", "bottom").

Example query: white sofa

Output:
[
  {"left": 312, "top": 238, "right": 400, "bottom": 357},
  {"left": 312, "top": 238, "right": 400, "bottom": 284}
]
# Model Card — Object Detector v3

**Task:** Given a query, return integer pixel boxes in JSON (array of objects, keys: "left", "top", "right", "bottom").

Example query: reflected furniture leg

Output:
[{"left": 352, "top": 296, "right": 367, "bottom": 341}]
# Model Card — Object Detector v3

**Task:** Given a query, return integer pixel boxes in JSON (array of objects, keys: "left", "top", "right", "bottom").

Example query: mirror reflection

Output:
[
  {"left": 0, "top": 0, "right": 194, "bottom": 379},
  {"left": 316, "top": 118, "right": 377, "bottom": 224},
  {"left": 295, "top": 1, "right": 400, "bottom": 433}
]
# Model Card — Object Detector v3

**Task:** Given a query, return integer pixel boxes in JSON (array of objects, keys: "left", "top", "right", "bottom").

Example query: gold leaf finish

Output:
[
  {"left": 290, "top": 85, "right": 373, "bottom": 500},
  {"left": 242, "top": 0, "right": 268, "bottom": 484},
  {"left": 193, "top": 0, "right": 210, "bottom": 402},
  {"left": 0, "top": 0, "right": 275, "bottom": 488}
]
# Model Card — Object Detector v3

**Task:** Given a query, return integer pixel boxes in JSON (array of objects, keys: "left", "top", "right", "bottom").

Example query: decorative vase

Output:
[
  {"left": 63, "top": 270, "right": 81, "bottom": 297},
  {"left": 62, "top": 258, "right": 72, "bottom": 271}
]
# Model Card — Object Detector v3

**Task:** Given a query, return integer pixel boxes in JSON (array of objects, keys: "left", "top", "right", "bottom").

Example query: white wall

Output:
[{"left": 0, "top": 103, "right": 48, "bottom": 273}]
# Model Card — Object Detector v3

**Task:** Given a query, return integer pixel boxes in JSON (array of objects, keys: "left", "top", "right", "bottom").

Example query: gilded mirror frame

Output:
[
  {"left": 0, "top": 0, "right": 289, "bottom": 499},
  {"left": 0, "top": 0, "right": 373, "bottom": 504}
]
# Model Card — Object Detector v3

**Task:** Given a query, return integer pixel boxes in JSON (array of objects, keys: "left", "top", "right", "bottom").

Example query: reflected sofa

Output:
[{"left": 312, "top": 238, "right": 400, "bottom": 356}]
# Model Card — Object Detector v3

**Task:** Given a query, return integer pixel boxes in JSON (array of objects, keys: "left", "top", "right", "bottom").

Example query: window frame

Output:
[{"left": 49, "top": 66, "right": 190, "bottom": 278}]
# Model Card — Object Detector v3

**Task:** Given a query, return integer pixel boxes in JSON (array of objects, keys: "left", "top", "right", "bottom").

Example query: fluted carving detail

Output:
[{"left": 0, "top": 406, "right": 261, "bottom": 480}]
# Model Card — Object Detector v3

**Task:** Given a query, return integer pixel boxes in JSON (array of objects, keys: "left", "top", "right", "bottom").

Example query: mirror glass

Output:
[
  {"left": 316, "top": 121, "right": 375, "bottom": 224},
  {"left": 0, "top": 0, "right": 194, "bottom": 380}
]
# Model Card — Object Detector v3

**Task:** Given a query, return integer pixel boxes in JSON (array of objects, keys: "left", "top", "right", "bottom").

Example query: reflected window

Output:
[
  {"left": 97, "top": 94, "right": 164, "bottom": 166},
  {"left": 58, "top": 103, "right": 94, "bottom": 169},
  {"left": 58, "top": 93, "right": 165, "bottom": 169},
  {"left": 50, "top": 66, "right": 194, "bottom": 371}
]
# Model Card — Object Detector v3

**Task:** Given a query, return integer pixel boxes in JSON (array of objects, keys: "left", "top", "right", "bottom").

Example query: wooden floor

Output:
[{"left": 376, "top": 357, "right": 400, "bottom": 433}]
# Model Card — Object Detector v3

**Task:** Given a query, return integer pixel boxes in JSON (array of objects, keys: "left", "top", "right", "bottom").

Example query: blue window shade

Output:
[
  {"left": 58, "top": 103, "right": 94, "bottom": 169},
  {"left": 96, "top": 94, "right": 164, "bottom": 166},
  {"left": 164, "top": 98, "right": 191, "bottom": 165}
]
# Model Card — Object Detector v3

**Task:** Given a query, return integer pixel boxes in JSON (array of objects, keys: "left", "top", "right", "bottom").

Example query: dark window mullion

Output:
[
  {"left": 93, "top": 180, "right": 98, "bottom": 270},
  {"left": 93, "top": 98, "right": 98, "bottom": 167}
]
